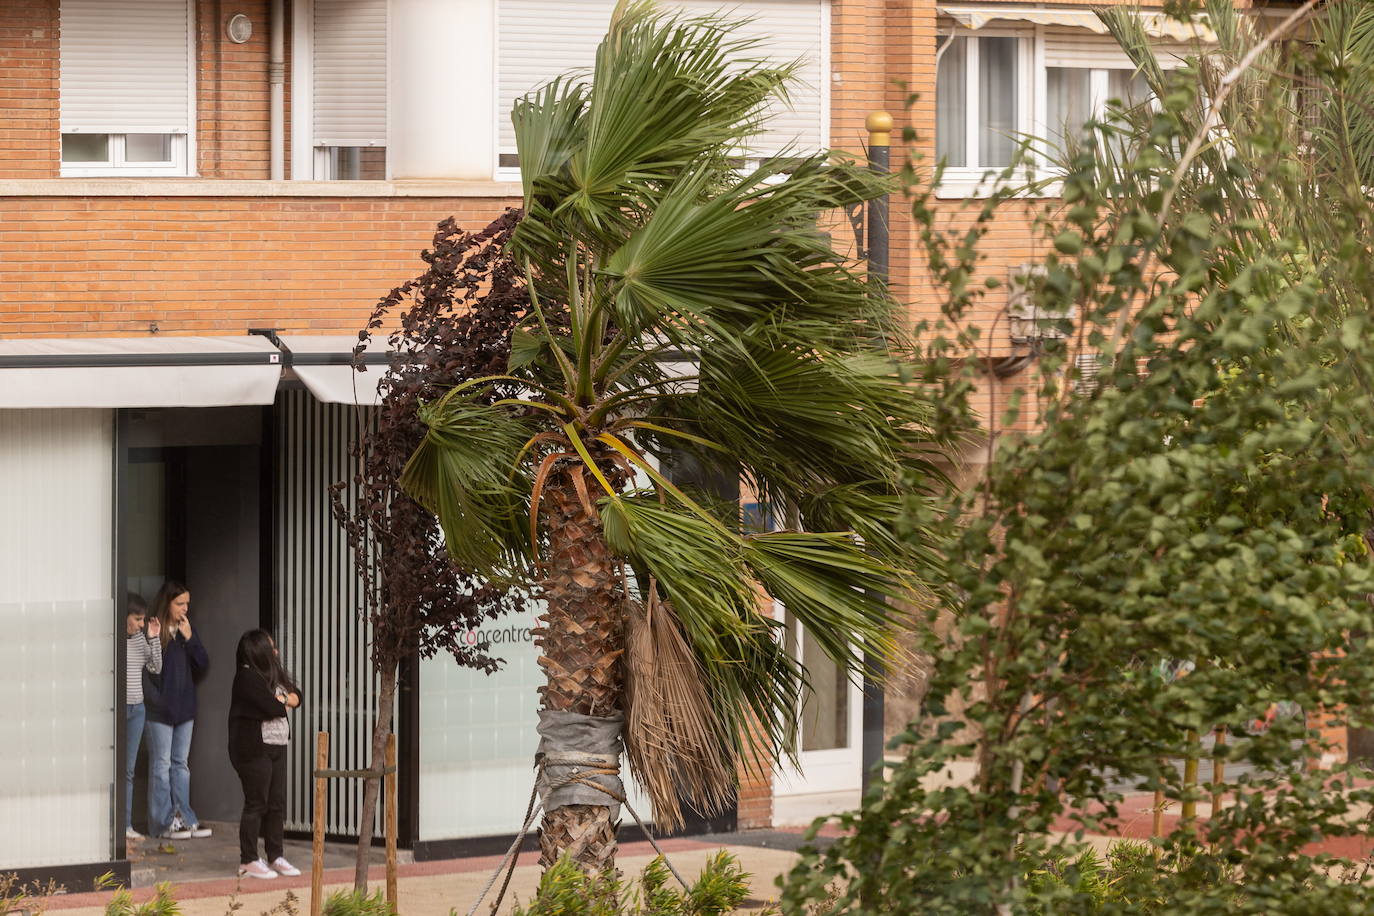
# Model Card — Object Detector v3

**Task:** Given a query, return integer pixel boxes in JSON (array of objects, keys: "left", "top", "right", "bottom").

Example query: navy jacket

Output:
[{"left": 144, "top": 629, "right": 209, "bottom": 726}]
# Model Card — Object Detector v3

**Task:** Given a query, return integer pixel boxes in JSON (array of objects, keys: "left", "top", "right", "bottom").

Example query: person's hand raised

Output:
[
  {"left": 177, "top": 616, "right": 191, "bottom": 639},
  {"left": 147, "top": 617, "right": 161, "bottom": 639}
]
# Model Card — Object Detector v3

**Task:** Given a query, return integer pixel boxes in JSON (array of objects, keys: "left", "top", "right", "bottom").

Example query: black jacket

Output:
[{"left": 228, "top": 665, "right": 302, "bottom": 759}]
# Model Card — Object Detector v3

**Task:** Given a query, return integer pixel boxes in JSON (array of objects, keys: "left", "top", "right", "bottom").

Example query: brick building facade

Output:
[{"left": 0, "top": 0, "right": 1227, "bottom": 886}]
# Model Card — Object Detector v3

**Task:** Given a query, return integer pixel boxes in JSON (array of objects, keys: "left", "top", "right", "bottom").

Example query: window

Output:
[
  {"left": 1046, "top": 67, "right": 1150, "bottom": 151},
  {"left": 936, "top": 27, "right": 1169, "bottom": 194},
  {"left": 301, "top": 0, "right": 388, "bottom": 180},
  {"left": 59, "top": 0, "right": 193, "bottom": 177},
  {"left": 936, "top": 34, "right": 1029, "bottom": 172}
]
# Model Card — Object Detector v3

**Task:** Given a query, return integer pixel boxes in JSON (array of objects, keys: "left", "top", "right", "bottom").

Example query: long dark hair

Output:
[
  {"left": 152, "top": 580, "right": 189, "bottom": 650},
  {"left": 236, "top": 629, "right": 299, "bottom": 694}
]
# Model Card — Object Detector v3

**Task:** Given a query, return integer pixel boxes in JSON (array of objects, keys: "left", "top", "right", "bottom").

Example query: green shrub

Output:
[
  {"left": 510, "top": 851, "right": 776, "bottom": 916},
  {"left": 105, "top": 883, "right": 179, "bottom": 916},
  {"left": 321, "top": 890, "right": 395, "bottom": 916}
]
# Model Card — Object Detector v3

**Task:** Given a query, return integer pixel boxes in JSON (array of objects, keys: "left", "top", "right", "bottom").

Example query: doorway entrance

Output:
[
  {"left": 120, "top": 407, "right": 267, "bottom": 835},
  {"left": 772, "top": 607, "right": 864, "bottom": 824}
]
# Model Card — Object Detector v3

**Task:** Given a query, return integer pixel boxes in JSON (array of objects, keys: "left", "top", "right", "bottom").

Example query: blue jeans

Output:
[
  {"left": 124, "top": 703, "right": 146, "bottom": 832},
  {"left": 145, "top": 719, "right": 198, "bottom": 835}
]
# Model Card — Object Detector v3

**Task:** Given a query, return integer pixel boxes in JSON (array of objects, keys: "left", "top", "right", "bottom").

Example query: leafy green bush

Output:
[
  {"left": 783, "top": 1, "right": 1374, "bottom": 913},
  {"left": 321, "top": 890, "right": 395, "bottom": 916},
  {"left": 510, "top": 852, "right": 775, "bottom": 916},
  {"left": 105, "top": 883, "right": 179, "bottom": 916}
]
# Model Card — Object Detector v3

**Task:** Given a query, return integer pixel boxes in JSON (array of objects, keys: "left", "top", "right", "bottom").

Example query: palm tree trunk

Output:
[
  {"left": 354, "top": 662, "right": 398, "bottom": 891},
  {"left": 536, "top": 470, "right": 624, "bottom": 871}
]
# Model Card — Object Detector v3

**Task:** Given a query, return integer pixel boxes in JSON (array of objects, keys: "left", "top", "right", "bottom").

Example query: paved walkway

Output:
[{"left": 43, "top": 831, "right": 811, "bottom": 916}]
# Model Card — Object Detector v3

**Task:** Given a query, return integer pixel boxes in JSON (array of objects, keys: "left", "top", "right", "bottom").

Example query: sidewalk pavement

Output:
[{"left": 42, "top": 832, "right": 817, "bottom": 916}]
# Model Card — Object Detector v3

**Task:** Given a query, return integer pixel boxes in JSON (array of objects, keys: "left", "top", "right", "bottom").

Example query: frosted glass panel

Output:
[
  {"left": 0, "top": 410, "right": 114, "bottom": 867},
  {"left": 420, "top": 600, "right": 651, "bottom": 840}
]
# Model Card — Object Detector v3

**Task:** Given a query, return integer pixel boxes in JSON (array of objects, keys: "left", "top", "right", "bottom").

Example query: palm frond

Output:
[{"left": 401, "top": 391, "right": 536, "bottom": 579}]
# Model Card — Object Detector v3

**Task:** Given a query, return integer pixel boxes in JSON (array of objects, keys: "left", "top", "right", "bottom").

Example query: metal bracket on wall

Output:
[{"left": 846, "top": 201, "right": 867, "bottom": 260}]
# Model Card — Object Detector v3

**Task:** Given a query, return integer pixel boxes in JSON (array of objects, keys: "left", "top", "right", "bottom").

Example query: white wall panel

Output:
[
  {"left": 0, "top": 410, "right": 114, "bottom": 867},
  {"left": 498, "top": 0, "right": 828, "bottom": 158}
]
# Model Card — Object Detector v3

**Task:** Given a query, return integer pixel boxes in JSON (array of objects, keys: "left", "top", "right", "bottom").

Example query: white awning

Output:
[
  {"left": 279, "top": 335, "right": 387, "bottom": 406},
  {"left": 0, "top": 336, "right": 283, "bottom": 408},
  {"left": 937, "top": 5, "right": 1216, "bottom": 43}
]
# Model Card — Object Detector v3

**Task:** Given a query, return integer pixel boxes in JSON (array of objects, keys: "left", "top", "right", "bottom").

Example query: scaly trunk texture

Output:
[
  {"left": 354, "top": 663, "right": 398, "bottom": 891},
  {"left": 536, "top": 467, "right": 624, "bottom": 871}
]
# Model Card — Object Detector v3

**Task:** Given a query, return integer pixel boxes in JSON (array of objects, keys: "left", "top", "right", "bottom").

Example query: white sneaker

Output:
[
  {"left": 271, "top": 857, "right": 301, "bottom": 877},
  {"left": 187, "top": 823, "right": 212, "bottom": 838},
  {"left": 125, "top": 827, "right": 144, "bottom": 840},
  {"left": 162, "top": 815, "right": 192, "bottom": 840},
  {"left": 238, "top": 859, "right": 278, "bottom": 880}
]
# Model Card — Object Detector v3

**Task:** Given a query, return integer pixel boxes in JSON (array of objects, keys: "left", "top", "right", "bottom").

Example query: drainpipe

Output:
[{"left": 269, "top": 0, "right": 285, "bottom": 180}]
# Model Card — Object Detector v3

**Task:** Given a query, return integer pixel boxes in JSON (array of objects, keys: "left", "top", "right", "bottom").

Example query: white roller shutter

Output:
[
  {"left": 498, "top": 0, "right": 827, "bottom": 159},
  {"left": 59, "top": 0, "right": 192, "bottom": 134},
  {"left": 1043, "top": 29, "right": 1189, "bottom": 70},
  {"left": 313, "top": 0, "right": 388, "bottom": 147}
]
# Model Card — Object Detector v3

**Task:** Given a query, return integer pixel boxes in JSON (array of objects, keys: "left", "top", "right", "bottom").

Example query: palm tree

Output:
[{"left": 401, "top": 0, "right": 947, "bottom": 870}]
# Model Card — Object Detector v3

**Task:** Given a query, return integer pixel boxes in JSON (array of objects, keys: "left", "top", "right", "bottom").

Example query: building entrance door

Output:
[
  {"left": 121, "top": 407, "right": 266, "bottom": 833},
  {"left": 772, "top": 607, "right": 864, "bottom": 824}
]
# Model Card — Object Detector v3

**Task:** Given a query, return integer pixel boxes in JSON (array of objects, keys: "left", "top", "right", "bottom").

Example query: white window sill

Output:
[
  {"left": 935, "top": 168, "right": 1063, "bottom": 199},
  {"left": 0, "top": 178, "right": 523, "bottom": 198}
]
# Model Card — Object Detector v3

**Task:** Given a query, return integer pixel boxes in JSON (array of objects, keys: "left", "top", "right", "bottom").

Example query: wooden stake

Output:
[
  {"left": 385, "top": 732, "right": 399, "bottom": 910},
  {"left": 1211, "top": 726, "right": 1226, "bottom": 816},
  {"left": 311, "top": 731, "right": 329, "bottom": 916},
  {"left": 1181, "top": 730, "right": 1199, "bottom": 821}
]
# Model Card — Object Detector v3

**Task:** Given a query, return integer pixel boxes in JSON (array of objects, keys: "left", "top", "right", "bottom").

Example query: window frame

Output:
[
  {"left": 291, "top": 0, "right": 391, "bottom": 181},
  {"left": 935, "top": 28, "right": 1036, "bottom": 193},
  {"left": 58, "top": 0, "right": 196, "bottom": 178},
  {"left": 936, "top": 24, "right": 1176, "bottom": 198}
]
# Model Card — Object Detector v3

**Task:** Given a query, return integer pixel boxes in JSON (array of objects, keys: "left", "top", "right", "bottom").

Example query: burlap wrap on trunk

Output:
[{"left": 535, "top": 708, "right": 625, "bottom": 821}]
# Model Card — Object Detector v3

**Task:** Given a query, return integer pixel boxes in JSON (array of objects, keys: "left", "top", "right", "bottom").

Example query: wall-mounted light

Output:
[{"left": 226, "top": 13, "right": 253, "bottom": 43}]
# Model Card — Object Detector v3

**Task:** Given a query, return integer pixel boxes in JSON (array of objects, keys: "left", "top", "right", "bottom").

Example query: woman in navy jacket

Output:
[
  {"left": 144, "top": 580, "right": 211, "bottom": 840},
  {"left": 229, "top": 629, "right": 302, "bottom": 879}
]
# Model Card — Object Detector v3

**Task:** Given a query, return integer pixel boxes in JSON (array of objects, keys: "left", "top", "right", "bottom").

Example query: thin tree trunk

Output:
[
  {"left": 354, "top": 663, "right": 399, "bottom": 892},
  {"left": 536, "top": 469, "right": 624, "bottom": 872}
]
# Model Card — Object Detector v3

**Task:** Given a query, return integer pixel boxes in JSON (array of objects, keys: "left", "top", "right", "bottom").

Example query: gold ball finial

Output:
[{"left": 866, "top": 111, "right": 893, "bottom": 146}]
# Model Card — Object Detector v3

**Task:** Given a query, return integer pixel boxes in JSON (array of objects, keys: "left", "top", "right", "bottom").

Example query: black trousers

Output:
[{"left": 231, "top": 744, "right": 287, "bottom": 865}]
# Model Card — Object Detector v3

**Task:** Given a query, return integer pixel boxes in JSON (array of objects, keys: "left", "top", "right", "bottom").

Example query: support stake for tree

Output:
[
  {"left": 386, "top": 733, "right": 399, "bottom": 909},
  {"left": 312, "top": 731, "right": 329, "bottom": 916},
  {"left": 1211, "top": 726, "right": 1226, "bottom": 816}
]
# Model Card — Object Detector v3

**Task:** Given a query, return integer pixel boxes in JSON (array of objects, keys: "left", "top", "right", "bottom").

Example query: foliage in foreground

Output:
[
  {"left": 104, "top": 883, "right": 179, "bottom": 916},
  {"left": 512, "top": 852, "right": 775, "bottom": 916},
  {"left": 785, "top": 0, "right": 1374, "bottom": 912},
  {"left": 320, "top": 889, "right": 395, "bottom": 916}
]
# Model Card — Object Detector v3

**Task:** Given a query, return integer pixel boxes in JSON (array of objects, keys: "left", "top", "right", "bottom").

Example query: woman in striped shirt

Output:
[{"left": 124, "top": 593, "right": 162, "bottom": 841}]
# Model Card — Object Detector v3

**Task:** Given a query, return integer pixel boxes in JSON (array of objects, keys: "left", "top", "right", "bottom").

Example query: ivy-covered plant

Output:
[{"left": 784, "top": 1, "right": 1374, "bottom": 912}]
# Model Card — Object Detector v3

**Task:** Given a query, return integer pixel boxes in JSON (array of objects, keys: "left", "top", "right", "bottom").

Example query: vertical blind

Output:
[
  {"left": 498, "top": 0, "right": 828, "bottom": 159},
  {"left": 59, "top": 0, "right": 191, "bottom": 134},
  {"left": 0, "top": 410, "right": 114, "bottom": 867},
  {"left": 312, "top": 0, "right": 388, "bottom": 147},
  {"left": 275, "top": 390, "right": 385, "bottom": 835}
]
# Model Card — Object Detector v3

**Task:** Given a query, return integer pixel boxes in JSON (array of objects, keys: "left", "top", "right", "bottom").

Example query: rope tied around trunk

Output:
[{"left": 466, "top": 749, "right": 690, "bottom": 916}]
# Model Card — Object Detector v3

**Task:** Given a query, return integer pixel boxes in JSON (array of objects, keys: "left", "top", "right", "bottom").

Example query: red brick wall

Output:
[
  {"left": 197, "top": 0, "right": 273, "bottom": 179},
  {"left": 0, "top": 196, "right": 519, "bottom": 337},
  {"left": 0, "top": 0, "right": 59, "bottom": 179}
]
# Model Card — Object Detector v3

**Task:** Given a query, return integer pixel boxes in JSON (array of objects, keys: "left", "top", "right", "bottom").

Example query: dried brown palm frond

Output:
[{"left": 623, "top": 582, "right": 735, "bottom": 832}]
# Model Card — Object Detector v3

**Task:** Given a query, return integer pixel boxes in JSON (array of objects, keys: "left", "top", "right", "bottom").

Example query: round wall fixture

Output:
[{"left": 226, "top": 13, "right": 253, "bottom": 43}]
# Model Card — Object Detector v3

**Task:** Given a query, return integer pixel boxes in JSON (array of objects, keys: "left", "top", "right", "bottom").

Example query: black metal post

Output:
[{"left": 861, "top": 111, "right": 892, "bottom": 793}]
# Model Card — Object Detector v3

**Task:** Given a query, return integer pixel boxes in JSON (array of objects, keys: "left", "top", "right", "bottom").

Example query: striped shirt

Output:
[{"left": 126, "top": 633, "right": 163, "bottom": 705}]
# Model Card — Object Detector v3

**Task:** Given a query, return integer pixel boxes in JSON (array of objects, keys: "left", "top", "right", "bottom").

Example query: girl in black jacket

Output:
[{"left": 229, "top": 629, "right": 302, "bottom": 880}]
